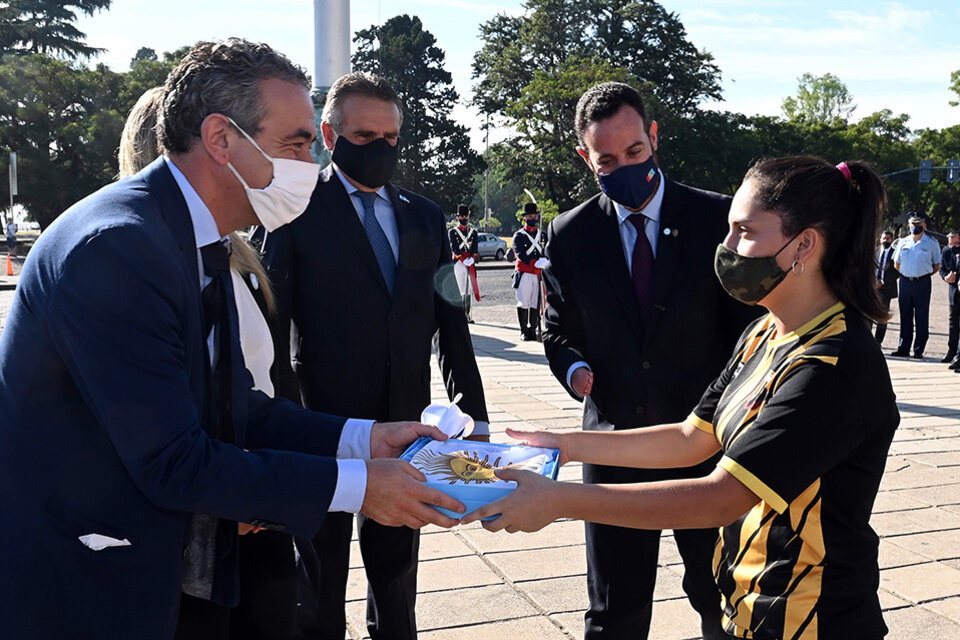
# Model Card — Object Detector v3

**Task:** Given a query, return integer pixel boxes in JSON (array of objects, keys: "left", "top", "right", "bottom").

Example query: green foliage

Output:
[
  {"left": 0, "top": 54, "right": 123, "bottom": 228},
  {"left": 0, "top": 45, "right": 183, "bottom": 229},
  {"left": 516, "top": 196, "right": 560, "bottom": 227},
  {"left": 481, "top": 216, "right": 502, "bottom": 231},
  {"left": 469, "top": 161, "right": 525, "bottom": 233},
  {"left": 781, "top": 73, "right": 856, "bottom": 124},
  {"left": 352, "top": 15, "right": 485, "bottom": 213},
  {"left": 472, "top": 0, "right": 722, "bottom": 210},
  {"left": 950, "top": 70, "right": 959, "bottom": 108},
  {"left": 0, "top": 0, "right": 111, "bottom": 59},
  {"left": 912, "top": 125, "right": 960, "bottom": 232}
]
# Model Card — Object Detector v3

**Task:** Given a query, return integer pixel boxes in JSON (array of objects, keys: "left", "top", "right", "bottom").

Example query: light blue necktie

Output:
[{"left": 356, "top": 191, "right": 396, "bottom": 294}]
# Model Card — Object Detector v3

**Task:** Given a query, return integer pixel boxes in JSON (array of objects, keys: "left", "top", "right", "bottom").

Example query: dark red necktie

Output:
[{"left": 628, "top": 213, "right": 654, "bottom": 317}]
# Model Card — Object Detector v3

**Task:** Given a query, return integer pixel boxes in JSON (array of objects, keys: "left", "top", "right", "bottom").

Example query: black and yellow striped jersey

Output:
[{"left": 690, "top": 302, "right": 898, "bottom": 640}]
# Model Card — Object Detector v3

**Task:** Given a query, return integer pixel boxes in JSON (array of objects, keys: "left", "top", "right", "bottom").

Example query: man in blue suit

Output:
[{"left": 0, "top": 39, "right": 463, "bottom": 640}]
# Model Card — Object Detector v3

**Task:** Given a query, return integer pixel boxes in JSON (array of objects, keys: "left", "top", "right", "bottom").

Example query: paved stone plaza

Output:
[
  {"left": 2, "top": 263, "right": 960, "bottom": 638},
  {"left": 343, "top": 318, "right": 960, "bottom": 639}
]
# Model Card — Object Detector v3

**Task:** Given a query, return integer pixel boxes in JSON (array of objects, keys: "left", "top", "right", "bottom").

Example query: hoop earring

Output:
[{"left": 791, "top": 260, "right": 805, "bottom": 276}]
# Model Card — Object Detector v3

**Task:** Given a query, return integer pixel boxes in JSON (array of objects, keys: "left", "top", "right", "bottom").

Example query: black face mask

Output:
[
  {"left": 881, "top": 241, "right": 892, "bottom": 249},
  {"left": 457, "top": 218, "right": 469, "bottom": 226},
  {"left": 331, "top": 135, "right": 399, "bottom": 189},
  {"left": 524, "top": 217, "right": 538, "bottom": 228}
]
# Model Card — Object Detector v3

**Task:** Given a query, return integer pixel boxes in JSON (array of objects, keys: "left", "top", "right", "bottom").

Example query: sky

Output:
[{"left": 75, "top": 0, "right": 960, "bottom": 150}]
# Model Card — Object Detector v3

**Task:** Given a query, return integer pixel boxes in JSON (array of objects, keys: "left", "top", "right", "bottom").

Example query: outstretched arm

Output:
[
  {"left": 460, "top": 466, "right": 758, "bottom": 533},
  {"left": 505, "top": 419, "right": 720, "bottom": 470}
]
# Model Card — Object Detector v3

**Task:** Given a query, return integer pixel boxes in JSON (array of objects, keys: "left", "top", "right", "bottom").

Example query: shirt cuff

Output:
[
  {"left": 337, "top": 419, "right": 374, "bottom": 460},
  {"left": 328, "top": 459, "right": 367, "bottom": 513},
  {"left": 718, "top": 455, "right": 788, "bottom": 514},
  {"left": 686, "top": 412, "right": 714, "bottom": 435},
  {"left": 471, "top": 420, "right": 490, "bottom": 436},
  {"left": 565, "top": 362, "right": 591, "bottom": 397}
]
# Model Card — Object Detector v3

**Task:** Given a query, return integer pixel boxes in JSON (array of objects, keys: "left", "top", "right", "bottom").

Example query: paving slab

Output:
[
  {"left": 881, "top": 562, "right": 960, "bottom": 603},
  {"left": 340, "top": 316, "right": 960, "bottom": 638}
]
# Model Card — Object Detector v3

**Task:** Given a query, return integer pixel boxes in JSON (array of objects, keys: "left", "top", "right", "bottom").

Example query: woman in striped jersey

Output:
[{"left": 463, "top": 156, "right": 898, "bottom": 640}]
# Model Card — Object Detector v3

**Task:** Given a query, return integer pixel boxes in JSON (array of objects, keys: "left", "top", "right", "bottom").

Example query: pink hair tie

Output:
[{"left": 836, "top": 162, "right": 852, "bottom": 182}]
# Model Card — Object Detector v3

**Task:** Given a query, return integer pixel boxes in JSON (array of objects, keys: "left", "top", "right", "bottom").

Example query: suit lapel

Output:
[
  {"left": 319, "top": 165, "right": 391, "bottom": 297},
  {"left": 141, "top": 157, "right": 200, "bottom": 289},
  {"left": 644, "top": 179, "right": 683, "bottom": 348},
  {"left": 596, "top": 194, "right": 644, "bottom": 344}
]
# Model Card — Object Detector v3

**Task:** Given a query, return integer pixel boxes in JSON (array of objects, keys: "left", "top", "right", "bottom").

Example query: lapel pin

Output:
[
  {"left": 399, "top": 194, "right": 410, "bottom": 204},
  {"left": 672, "top": 228, "right": 679, "bottom": 237},
  {"left": 662, "top": 227, "right": 671, "bottom": 236}
]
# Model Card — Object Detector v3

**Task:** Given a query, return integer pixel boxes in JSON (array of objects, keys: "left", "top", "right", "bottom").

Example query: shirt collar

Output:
[
  {"left": 164, "top": 156, "right": 223, "bottom": 249},
  {"left": 614, "top": 170, "right": 666, "bottom": 226},
  {"left": 332, "top": 164, "right": 390, "bottom": 203}
]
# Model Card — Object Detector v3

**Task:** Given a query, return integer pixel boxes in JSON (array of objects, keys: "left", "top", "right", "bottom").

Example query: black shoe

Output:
[
  {"left": 949, "top": 357, "right": 960, "bottom": 371},
  {"left": 911, "top": 353, "right": 924, "bottom": 359},
  {"left": 889, "top": 350, "right": 909, "bottom": 357},
  {"left": 941, "top": 351, "right": 957, "bottom": 363}
]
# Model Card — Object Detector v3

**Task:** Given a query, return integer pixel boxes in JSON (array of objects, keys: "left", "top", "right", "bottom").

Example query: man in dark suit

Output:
[
  {"left": 874, "top": 230, "right": 899, "bottom": 345},
  {"left": 0, "top": 41, "right": 462, "bottom": 640},
  {"left": 541, "top": 82, "right": 758, "bottom": 640},
  {"left": 940, "top": 231, "right": 960, "bottom": 367},
  {"left": 264, "top": 72, "right": 489, "bottom": 640}
]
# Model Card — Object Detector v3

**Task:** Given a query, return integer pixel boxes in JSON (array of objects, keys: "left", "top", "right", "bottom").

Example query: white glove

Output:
[
  {"left": 421, "top": 402, "right": 475, "bottom": 439},
  {"left": 463, "top": 257, "right": 475, "bottom": 267},
  {"left": 535, "top": 257, "right": 551, "bottom": 269}
]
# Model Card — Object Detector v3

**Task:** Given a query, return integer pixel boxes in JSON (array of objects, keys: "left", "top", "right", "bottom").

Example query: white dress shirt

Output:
[
  {"left": 333, "top": 166, "right": 400, "bottom": 260},
  {"left": 565, "top": 173, "right": 667, "bottom": 394},
  {"left": 165, "top": 156, "right": 371, "bottom": 512}
]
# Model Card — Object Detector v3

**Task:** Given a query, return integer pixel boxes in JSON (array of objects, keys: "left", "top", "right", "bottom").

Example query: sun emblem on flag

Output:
[{"left": 412, "top": 449, "right": 544, "bottom": 485}]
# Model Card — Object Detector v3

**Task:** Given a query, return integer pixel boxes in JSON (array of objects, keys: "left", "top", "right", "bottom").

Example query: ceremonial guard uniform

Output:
[
  {"left": 449, "top": 204, "right": 480, "bottom": 323},
  {"left": 513, "top": 203, "right": 548, "bottom": 341}
]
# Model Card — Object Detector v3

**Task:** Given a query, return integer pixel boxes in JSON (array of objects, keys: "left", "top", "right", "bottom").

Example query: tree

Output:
[
  {"left": 950, "top": 69, "right": 959, "bottom": 107},
  {"left": 781, "top": 73, "right": 856, "bottom": 123},
  {"left": 472, "top": 0, "right": 722, "bottom": 209},
  {"left": 911, "top": 125, "right": 960, "bottom": 232},
  {"left": 0, "top": 54, "right": 125, "bottom": 229},
  {"left": 352, "top": 15, "right": 485, "bottom": 214},
  {"left": 0, "top": 0, "right": 111, "bottom": 59}
]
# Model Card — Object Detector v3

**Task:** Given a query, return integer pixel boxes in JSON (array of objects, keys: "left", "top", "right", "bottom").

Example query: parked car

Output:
[{"left": 477, "top": 233, "right": 507, "bottom": 260}]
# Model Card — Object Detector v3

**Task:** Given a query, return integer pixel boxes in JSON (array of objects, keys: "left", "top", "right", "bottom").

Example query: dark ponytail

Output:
[{"left": 744, "top": 156, "right": 888, "bottom": 323}]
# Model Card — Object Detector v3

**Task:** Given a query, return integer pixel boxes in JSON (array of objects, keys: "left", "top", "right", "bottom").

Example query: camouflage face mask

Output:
[{"left": 714, "top": 235, "right": 799, "bottom": 306}]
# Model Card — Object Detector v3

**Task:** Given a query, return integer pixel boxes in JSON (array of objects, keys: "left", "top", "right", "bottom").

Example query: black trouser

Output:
[
  {"left": 582, "top": 462, "right": 725, "bottom": 640},
  {"left": 875, "top": 292, "right": 892, "bottom": 344},
  {"left": 948, "top": 289, "right": 959, "bottom": 353},
  {"left": 898, "top": 276, "right": 932, "bottom": 355},
  {"left": 296, "top": 512, "right": 420, "bottom": 640},
  {"left": 175, "top": 531, "right": 297, "bottom": 640}
]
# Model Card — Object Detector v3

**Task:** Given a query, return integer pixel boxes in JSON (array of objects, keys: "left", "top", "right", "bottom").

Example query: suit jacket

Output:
[
  {"left": 876, "top": 244, "right": 899, "bottom": 299},
  {"left": 543, "top": 179, "right": 759, "bottom": 442},
  {"left": 449, "top": 225, "right": 478, "bottom": 258},
  {"left": 941, "top": 246, "right": 960, "bottom": 305},
  {"left": 265, "top": 165, "right": 488, "bottom": 425},
  {"left": 0, "top": 159, "right": 348, "bottom": 640}
]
